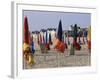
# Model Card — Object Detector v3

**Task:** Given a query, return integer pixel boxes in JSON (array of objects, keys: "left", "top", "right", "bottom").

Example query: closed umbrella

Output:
[
  {"left": 23, "top": 16, "right": 35, "bottom": 66},
  {"left": 57, "top": 20, "right": 62, "bottom": 41},
  {"left": 55, "top": 20, "right": 65, "bottom": 53}
]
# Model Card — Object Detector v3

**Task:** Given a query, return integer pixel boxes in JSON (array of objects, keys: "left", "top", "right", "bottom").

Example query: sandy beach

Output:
[{"left": 23, "top": 48, "right": 90, "bottom": 69}]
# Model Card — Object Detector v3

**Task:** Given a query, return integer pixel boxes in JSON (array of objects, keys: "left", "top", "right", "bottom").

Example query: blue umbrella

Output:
[
  {"left": 49, "top": 33, "right": 52, "bottom": 44},
  {"left": 30, "top": 36, "right": 35, "bottom": 54},
  {"left": 31, "top": 41, "right": 35, "bottom": 54},
  {"left": 57, "top": 20, "right": 62, "bottom": 41}
]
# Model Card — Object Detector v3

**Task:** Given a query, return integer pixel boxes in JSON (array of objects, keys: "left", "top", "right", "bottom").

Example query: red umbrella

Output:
[
  {"left": 23, "top": 16, "right": 30, "bottom": 60},
  {"left": 23, "top": 16, "right": 35, "bottom": 65},
  {"left": 24, "top": 16, "right": 29, "bottom": 44}
]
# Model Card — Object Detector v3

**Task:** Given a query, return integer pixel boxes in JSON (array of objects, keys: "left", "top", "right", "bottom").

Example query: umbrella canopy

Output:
[
  {"left": 87, "top": 26, "right": 91, "bottom": 50},
  {"left": 73, "top": 24, "right": 81, "bottom": 50},
  {"left": 73, "top": 24, "right": 78, "bottom": 43},
  {"left": 57, "top": 20, "right": 62, "bottom": 41},
  {"left": 23, "top": 16, "right": 30, "bottom": 52},
  {"left": 54, "top": 20, "right": 65, "bottom": 53},
  {"left": 23, "top": 16, "right": 35, "bottom": 66},
  {"left": 45, "top": 31, "right": 48, "bottom": 44},
  {"left": 88, "top": 26, "right": 91, "bottom": 41},
  {"left": 49, "top": 33, "right": 52, "bottom": 44},
  {"left": 24, "top": 16, "right": 29, "bottom": 44},
  {"left": 39, "top": 34, "right": 42, "bottom": 44}
]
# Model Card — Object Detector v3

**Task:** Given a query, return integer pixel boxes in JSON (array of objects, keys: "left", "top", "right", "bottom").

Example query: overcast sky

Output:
[{"left": 23, "top": 10, "right": 91, "bottom": 32}]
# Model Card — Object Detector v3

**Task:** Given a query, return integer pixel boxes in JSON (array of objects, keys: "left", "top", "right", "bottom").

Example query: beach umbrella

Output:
[
  {"left": 62, "top": 33, "right": 64, "bottom": 42},
  {"left": 63, "top": 33, "right": 66, "bottom": 43},
  {"left": 31, "top": 42, "right": 35, "bottom": 54},
  {"left": 30, "top": 36, "right": 35, "bottom": 54},
  {"left": 64, "top": 33, "right": 68, "bottom": 49},
  {"left": 67, "top": 32, "right": 70, "bottom": 45},
  {"left": 45, "top": 30, "right": 50, "bottom": 50},
  {"left": 49, "top": 33, "right": 52, "bottom": 44},
  {"left": 82, "top": 35, "right": 85, "bottom": 44},
  {"left": 43, "top": 34, "right": 45, "bottom": 44},
  {"left": 82, "top": 31, "right": 85, "bottom": 44},
  {"left": 87, "top": 26, "right": 91, "bottom": 51},
  {"left": 45, "top": 31, "right": 48, "bottom": 44},
  {"left": 73, "top": 24, "right": 81, "bottom": 50},
  {"left": 73, "top": 24, "right": 78, "bottom": 43},
  {"left": 23, "top": 16, "right": 35, "bottom": 66},
  {"left": 37, "top": 34, "right": 39, "bottom": 45},
  {"left": 23, "top": 17, "right": 30, "bottom": 61},
  {"left": 54, "top": 20, "right": 65, "bottom": 53},
  {"left": 40, "top": 29, "right": 45, "bottom": 44},
  {"left": 23, "top": 16, "right": 30, "bottom": 53},
  {"left": 39, "top": 34, "right": 42, "bottom": 44},
  {"left": 57, "top": 20, "right": 63, "bottom": 41},
  {"left": 78, "top": 28, "right": 81, "bottom": 45},
  {"left": 78, "top": 34, "right": 81, "bottom": 45},
  {"left": 24, "top": 16, "right": 29, "bottom": 44}
]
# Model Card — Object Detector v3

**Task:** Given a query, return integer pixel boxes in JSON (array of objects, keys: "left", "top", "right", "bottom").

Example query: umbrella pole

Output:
[{"left": 57, "top": 53, "right": 60, "bottom": 67}]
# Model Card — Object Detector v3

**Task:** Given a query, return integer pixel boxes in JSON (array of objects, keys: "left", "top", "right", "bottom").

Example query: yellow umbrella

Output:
[
  {"left": 87, "top": 26, "right": 91, "bottom": 50},
  {"left": 88, "top": 26, "right": 91, "bottom": 41}
]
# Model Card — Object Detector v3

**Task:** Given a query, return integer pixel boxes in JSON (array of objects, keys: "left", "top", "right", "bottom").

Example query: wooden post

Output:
[{"left": 70, "top": 44, "right": 75, "bottom": 55}]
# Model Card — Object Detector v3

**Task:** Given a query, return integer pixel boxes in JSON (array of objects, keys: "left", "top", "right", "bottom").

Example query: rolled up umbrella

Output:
[
  {"left": 39, "top": 34, "right": 42, "bottom": 44},
  {"left": 23, "top": 16, "right": 30, "bottom": 53},
  {"left": 23, "top": 16, "right": 35, "bottom": 66},
  {"left": 23, "top": 16, "right": 29, "bottom": 56},
  {"left": 55, "top": 20, "right": 65, "bottom": 53},
  {"left": 73, "top": 24, "right": 81, "bottom": 50},
  {"left": 37, "top": 34, "right": 39, "bottom": 45},
  {"left": 24, "top": 16, "right": 29, "bottom": 44},
  {"left": 45, "top": 30, "right": 50, "bottom": 50},
  {"left": 30, "top": 36, "right": 35, "bottom": 54},
  {"left": 45, "top": 31, "right": 48, "bottom": 44},
  {"left": 78, "top": 31, "right": 81, "bottom": 45},
  {"left": 67, "top": 34, "right": 70, "bottom": 45},
  {"left": 49, "top": 33, "right": 52, "bottom": 44},
  {"left": 57, "top": 20, "right": 62, "bottom": 41},
  {"left": 73, "top": 24, "right": 78, "bottom": 44},
  {"left": 87, "top": 26, "right": 91, "bottom": 50}
]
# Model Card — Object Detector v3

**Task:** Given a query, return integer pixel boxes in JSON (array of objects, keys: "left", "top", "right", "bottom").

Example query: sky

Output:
[{"left": 23, "top": 10, "right": 91, "bottom": 32}]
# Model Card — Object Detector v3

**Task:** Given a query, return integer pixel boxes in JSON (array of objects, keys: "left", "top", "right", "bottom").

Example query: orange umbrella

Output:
[{"left": 87, "top": 26, "right": 91, "bottom": 50}]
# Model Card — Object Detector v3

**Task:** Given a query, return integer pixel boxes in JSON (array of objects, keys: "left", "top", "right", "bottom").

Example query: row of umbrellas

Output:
[
  {"left": 23, "top": 16, "right": 91, "bottom": 66},
  {"left": 23, "top": 16, "right": 91, "bottom": 52}
]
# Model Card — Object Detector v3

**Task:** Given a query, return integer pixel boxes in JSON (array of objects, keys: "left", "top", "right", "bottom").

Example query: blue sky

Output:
[{"left": 23, "top": 10, "right": 91, "bottom": 32}]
